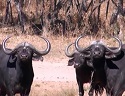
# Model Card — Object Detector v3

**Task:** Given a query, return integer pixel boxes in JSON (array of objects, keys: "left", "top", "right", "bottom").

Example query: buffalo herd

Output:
[
  {"left": 65, "top": 35, "right": 125, "bottom": 96},
  {"left": 0, "top": 34, "right": 125, "bottom": 96}
]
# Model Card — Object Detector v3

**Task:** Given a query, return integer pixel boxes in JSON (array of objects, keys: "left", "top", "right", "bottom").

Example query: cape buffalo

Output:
[
  {"left": 0, "top": 36, "right": 51, "bottom": 96},
  {"left": 65, "top": 42, "right": 93, "bottom": 96}
]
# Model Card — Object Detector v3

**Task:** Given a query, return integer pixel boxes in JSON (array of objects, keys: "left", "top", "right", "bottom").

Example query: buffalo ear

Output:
[
  {"left": 82, "top": 51, "right": 91, "bottom": 58},
  {"left": 32, "top": 54, "right": 44, "bottom": 61},
  {"left": 9, "top": 55, "right": 17, "bottom": 63},
  {"left": 105, "top": 52, "right": 116, "bottom": 59},
  {"left": 68, "top": 58, "right": 74, "bottom": 66}
]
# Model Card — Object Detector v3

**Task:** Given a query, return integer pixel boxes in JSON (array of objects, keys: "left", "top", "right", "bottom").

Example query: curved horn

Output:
[
  {"left": 75, "top": 35, "right": 122, "bottom": 54},
  {"left": 2, "top": 36, "right": 17, "bottom": 55},
  {"left": 65, "top": 43, "right": 75, "bottom": 57},
  {"left": 75, "top": 35, "right": 91, "bottom": 53},
  {"left": 32, "top": 37, "right": 51, "bottom": 56},
  {"left": 2, "top": 36, "right": 26, "bottom": 55},
  {"left": 105, "top": 36, "right": 122, "bottom": 54}
]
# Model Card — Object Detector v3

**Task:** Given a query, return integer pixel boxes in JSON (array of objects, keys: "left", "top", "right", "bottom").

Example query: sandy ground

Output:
[
  {"left": 27, "top": 59, "right": 104, "bottom": 96},
  {"left": 31, "top": 59, "right": 78, "bottom": 96},
  {"left": 33, "top": 59, "right": 76, "bottom": 81},
  {"left": 29, "top": 59, "right": 91, "bottom": 96}
]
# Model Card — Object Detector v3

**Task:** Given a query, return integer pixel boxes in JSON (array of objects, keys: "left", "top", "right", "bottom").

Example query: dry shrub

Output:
[
  {"left": 0, "top": 0, "right": 5, "bottom": 10},
  {"left": 0, "top": 0, "right": 122, "bottom": 36}
]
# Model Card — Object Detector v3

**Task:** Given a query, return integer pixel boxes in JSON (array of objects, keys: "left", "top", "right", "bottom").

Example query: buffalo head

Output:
[
  {"left": 2, "top": 36, "right": 51, "bottom": 61},
  {"left": 75, "top": 35, "right": 122, "bottom": 59},
  {"left": 65, "top": 43, "right": 86, "bottom": 68}
]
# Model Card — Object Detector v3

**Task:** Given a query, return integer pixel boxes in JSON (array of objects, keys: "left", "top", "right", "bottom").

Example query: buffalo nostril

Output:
[
  {"left": 94, "top": 52, "right": 97, "bottom": 55},
  {"left": 94, "top": 52, "right": 101, "bottom": 55}
]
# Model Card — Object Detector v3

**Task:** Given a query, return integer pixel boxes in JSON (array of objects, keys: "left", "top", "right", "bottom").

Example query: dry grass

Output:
[
  {"left": 29, "top": 81, "right": 78, "bottom": 96},
  {"left": 0, "top": 29, "right": 121, "bottom": 62},
  {"left": 29, "top": 81, "right": 92, "bottom": 96},
  {"left": 14, "top": 81, "right": 79, "bottom": 96}
]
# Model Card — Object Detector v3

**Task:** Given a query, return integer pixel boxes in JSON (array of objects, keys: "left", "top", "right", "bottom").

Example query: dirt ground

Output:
[
  {"left": 30, "top": 59, "right": 90, "bottom": 96},
  {"left": 28, "top": 59, "right": 99, "bottom": 96}
]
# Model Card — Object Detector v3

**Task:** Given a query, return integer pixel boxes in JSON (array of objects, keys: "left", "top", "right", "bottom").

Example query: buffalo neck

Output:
[
  {"left": 93, "top": 56, "right": 106, "bottom": 70},
  {"left": 16, "top": 57, "right": 34, "bottom": 78},
  {"left": 14, "top": 57, "right": 34, "bottom": 89}
]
